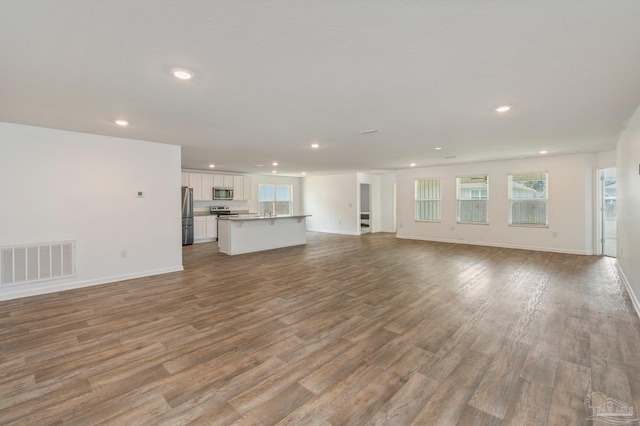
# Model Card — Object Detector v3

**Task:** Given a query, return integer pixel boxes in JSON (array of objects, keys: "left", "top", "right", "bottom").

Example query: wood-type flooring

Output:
[{"left": 1, "top": 232, "right": 640, "bottom": 425}]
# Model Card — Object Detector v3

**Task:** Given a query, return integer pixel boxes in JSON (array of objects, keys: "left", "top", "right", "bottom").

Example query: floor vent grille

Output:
[{"left": 1, "top": 241, "right": 75, "bottom": 286}]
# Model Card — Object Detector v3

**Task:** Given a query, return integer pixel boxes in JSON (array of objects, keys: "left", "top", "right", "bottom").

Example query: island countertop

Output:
[{"left": 217, "top": 214, "right": 311, "bottom": 222}]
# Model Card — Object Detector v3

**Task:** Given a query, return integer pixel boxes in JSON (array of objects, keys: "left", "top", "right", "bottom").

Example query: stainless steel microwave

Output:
[{"left": 213, "top": 187, "right": 234, "bottom": 200}]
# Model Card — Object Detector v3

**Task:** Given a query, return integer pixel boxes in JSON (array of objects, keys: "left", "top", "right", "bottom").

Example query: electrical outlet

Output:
[
  {"left": 120, "top": 250, "right": 127, "bottom": 258},
  {"left": 552, "top": 232, "right": 557, "bottom": 238},
  {"left": 451, "top": 226, "right": 455, "bottom": 231}
]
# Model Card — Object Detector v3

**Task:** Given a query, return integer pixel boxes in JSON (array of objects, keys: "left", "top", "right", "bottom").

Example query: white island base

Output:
[{"left": 217, "top": 215, "right": 310, "bottom": 255}]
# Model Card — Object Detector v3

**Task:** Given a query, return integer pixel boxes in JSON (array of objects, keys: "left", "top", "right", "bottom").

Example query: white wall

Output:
[
  {"left": 379, "top": 173, "right": 397, "bottom": 232},
  {"left": 303, "top": 173, "right": 359, "bottom": 234},
  {"left": 396, "top": 153, "right": 596, "bottom": 255},
  {"left": 303, "top": 172, "right": 396, "bottom": 235},
  {"left": 616, "top": 104, "right": 640, "bottom": 315},
  {"left": 0, "top": 122, "right": 183, "bottom": 300}
]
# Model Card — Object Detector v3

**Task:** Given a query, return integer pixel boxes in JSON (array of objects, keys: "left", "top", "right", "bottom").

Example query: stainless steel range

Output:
[{"left": 209, "top": 206, "right": 238, "bottom": 217}]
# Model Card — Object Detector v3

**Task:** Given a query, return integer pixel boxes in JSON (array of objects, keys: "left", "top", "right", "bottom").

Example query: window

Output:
[
  {"left": 457, "top": 175, "right": 488, "bottom": 224},
  {"left": 508, "top": 172, "right": 548, "bottom": 226},
  {"left": 259, "top": 184, "right": 292, "bottom": 216},
  {"left": 415, "top": 178, "right": 441, "bottom": 222}
]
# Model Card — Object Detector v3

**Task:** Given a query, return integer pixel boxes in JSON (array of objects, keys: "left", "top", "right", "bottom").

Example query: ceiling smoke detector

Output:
[{"left": 359, "top": 128, "right": 382, "bottom": 134}]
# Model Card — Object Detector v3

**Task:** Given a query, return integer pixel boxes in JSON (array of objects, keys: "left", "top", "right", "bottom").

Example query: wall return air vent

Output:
[{"left": 0, "top": 241, "right": 75, "bottom": 286}]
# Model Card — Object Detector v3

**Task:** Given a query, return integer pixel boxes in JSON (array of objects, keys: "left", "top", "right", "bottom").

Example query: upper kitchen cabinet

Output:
[
  {"left": 183, "top": 172, "right": 213, "bottom": 201},
  {"left": 213, "top": 174, "right": 234, "bottom": 188},
  {"left": 200, "top": 174, "right": 214, "bottom": 201},
  {"left": 187, "top": 173, "right": 202, "bottom": 200},
  {"left": 233, "top": 176, "right": 243, "bottom": 200},
  {"left": 243, "top": 176, "right": 252, "bottom": 200},
  {"left": 182, "top": 171, "right": 252, "bottom": 201},
  {"left": 233, "top": 176, "right": 252, "bottom": 200}
]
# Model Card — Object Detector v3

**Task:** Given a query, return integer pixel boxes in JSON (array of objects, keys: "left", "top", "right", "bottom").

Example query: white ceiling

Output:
[{"left": 2, "top": 1, "right": 640, "bottom": 176}]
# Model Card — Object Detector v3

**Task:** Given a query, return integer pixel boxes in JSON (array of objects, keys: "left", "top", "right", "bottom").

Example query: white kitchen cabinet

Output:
[
  {"left": 194, "top": 215, "right": 217, "bottom": 243},
  {"left": 186, "top": 173, "right": 203, "bottom": 200},
  {"left": 233, "top": 176, "right": 244, "bottom": 200},
  {"left": 194, "top": 216, "right": 207, "bottom": 241},
  {"left": 231, "top": 175, "right": 252, "bottom": 200},
  {"left": 243, "top": 176, "right": 252, "bottom": 200},
  {"left": 200, "top": 174, "right": 214, "bottom": 200},
  {"left": 206, "top": 216, "right": 217, "bottom": 239},
  {"left": 182, "top": 171, "right": 250, "bottom": 200}
]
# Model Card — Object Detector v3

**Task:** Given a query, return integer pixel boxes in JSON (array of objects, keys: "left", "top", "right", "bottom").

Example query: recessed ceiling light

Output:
[
  {"left": 272, "top": 162, "right": 278, "bottom": 166},
  {"left": 301, "top": 172, "right": 306, "bottom": 175},
  {"left": 114, "top": 120, "right": 128, "bottom": 126},
  {"left": 539, "top": 150, "right": 548, "bottom": 154},
  {"left": 410, "top": 163, "right": 416, "bottom": 167},
  {"left": 311, "top": 143, "right": 319, "bottom": 149},
  {"left": 272, "top": 170, "right": 277, "bottom": 174},
  {"left": 171, "top": 68, "right": 194, "bottom": 80},
  {"left": 435, "top": 147, "right": 442, "bottom": 151},
  {"left": 209, "top": 164, "right": 215, "bottom": 168},
  {"left": 255, "top": 164, "right": 264, "bottom": 167},
  {"left": 496, "top": 105, "right": 512, "bottom": 113}
]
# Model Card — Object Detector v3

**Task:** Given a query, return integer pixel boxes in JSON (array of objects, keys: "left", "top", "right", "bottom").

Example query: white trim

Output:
[
  {"left": 616, "top": 261, "right": 640, "bottom": 320},
  {"left": 396, "top": 234, "right": 593, "bottom": 255},
  {"left": 0, "top": 266, "right": 184, "bottom": 301}
]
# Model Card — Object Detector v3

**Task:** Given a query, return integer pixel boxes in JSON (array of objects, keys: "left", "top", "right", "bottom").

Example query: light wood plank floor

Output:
[{"left": 1, "top": 232, "right": 639, "bottom": 425}]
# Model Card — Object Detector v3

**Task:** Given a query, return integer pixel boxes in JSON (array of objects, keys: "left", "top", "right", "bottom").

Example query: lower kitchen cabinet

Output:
[
  {"left": 194, "top": 216, "right": 217, "bottom": 243},
  {"left": 194, "top": 217, "right": 207, "bottom": 241},
  {"left": 206, "top": 216, "right": 217, "bottom": 240}
]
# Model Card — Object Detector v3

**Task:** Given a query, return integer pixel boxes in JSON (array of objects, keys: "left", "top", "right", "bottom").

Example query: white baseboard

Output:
[
  {"left": 0, "top": 265, "right": 184, "bottom": 301},
  {"left": 395, "top": 234, "right": 592, "bottom": 256},
  {"left": 616, "top": 262, "right": 640, "bottom": 320}
]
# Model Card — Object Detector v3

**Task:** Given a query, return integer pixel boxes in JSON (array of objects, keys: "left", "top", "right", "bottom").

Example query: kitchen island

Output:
[{"left": 217, "top": 215, "right": 311, "bottom": 255}]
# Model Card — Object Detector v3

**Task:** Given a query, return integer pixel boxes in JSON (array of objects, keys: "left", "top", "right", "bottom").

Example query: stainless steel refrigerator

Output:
[{"left": 181, "top": 186, "right": 194, "bottom": 245}]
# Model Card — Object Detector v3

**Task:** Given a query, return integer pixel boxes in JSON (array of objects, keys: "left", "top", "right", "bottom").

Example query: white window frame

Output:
[
  {"left": 456, "top": 175, "right": 489, "bottom": 224},
  {"left": 508, "top": 172, "right": 549, "bottom": 227},
  {"left": 258, "top": 184, "right": 293, "bottom": 216},
  {"left": 415, "top": 178, "right": 441, "bottom": 222}
]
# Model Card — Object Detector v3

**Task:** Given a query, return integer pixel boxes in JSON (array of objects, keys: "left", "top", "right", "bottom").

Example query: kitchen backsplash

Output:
[{"left": 193, "top": 199, "right": 249, "bottom": 213}]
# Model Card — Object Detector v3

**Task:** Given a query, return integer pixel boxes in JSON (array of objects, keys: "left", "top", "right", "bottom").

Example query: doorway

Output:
[
  {"left": 599, "top": 168, "right": 617, "bottom": 257},
  {"left": 360, "top": 183, "right": 371, "bottom": 234}
]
